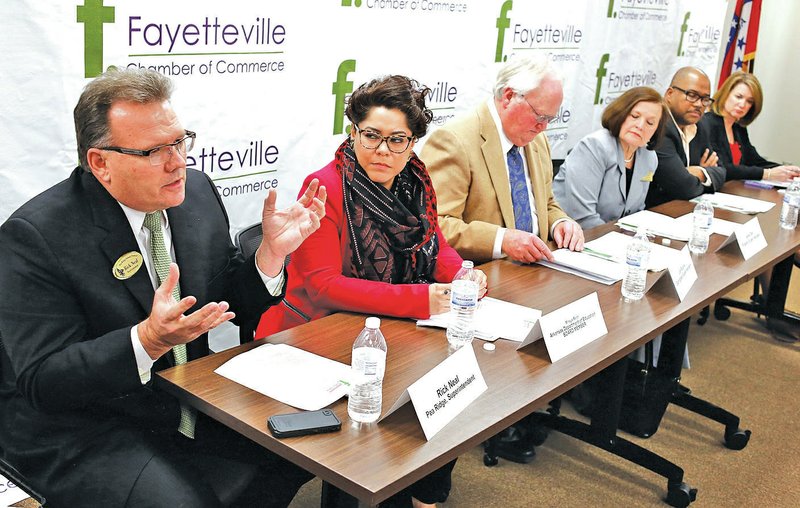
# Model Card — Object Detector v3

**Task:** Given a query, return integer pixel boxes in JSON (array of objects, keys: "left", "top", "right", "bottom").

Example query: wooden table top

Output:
[{"left": 158, "top": 181, "right": 800, "bottom": 505}]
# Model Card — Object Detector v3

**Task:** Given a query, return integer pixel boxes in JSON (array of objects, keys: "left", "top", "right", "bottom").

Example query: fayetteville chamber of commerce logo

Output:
[
  {"left": 593, "top": 53, "right": 656, "bottom": 106},
  {"left": 677, "top": 12, "right": 721, "bottom": 59},
  {"left": 78, "top": 1, "right": 287, "bottom": 79},
  {"left": 494, "top": 0, "right": 512, "bottom": 62},
  {"left": 77, "top": 0, "right": 116, "bottom": 78},
  {"left": 332, "top": 59, "right": 356, "bottom": 135}
]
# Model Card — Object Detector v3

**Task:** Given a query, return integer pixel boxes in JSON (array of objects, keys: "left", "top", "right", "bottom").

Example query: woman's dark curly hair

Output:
[{"left": 345, "top": 75, "right": 433, "bottom": 139}]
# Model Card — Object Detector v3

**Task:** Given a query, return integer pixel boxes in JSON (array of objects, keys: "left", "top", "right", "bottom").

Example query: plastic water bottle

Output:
[
  {"left": 348, "top": 317, "right": 387, "bottom": 423},
  {"left": 779, "top": 177, "right": 800, "bottom": 230},
  {"left": 689, "top": 200, "right": 714, "bottom": 254},
  {"left": 621, "top": 227, "right": 651, "bottom": 301},
  {"left": 446, "top": 260, "right": 479, "bottom": 349}
]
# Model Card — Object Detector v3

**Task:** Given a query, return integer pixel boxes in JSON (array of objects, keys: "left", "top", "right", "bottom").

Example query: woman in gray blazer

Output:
[{"left": 554, "top": 87, "right": 668, "bottom": 229}]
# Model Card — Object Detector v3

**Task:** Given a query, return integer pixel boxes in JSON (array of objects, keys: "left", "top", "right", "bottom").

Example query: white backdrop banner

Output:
[{"left": 0, "top": 0, "right": 727, "bottom": 231}]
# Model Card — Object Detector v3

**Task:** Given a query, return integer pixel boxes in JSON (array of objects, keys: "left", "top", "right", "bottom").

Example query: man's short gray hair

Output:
[
  {"left": 74, "top": 68, "right": 174, "bottom": 171},
  {"left": 493, "top": 55, "right": 562, "bottom": 99}
]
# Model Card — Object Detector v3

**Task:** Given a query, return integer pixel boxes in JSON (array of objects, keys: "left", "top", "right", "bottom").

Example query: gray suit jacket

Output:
[
  {"left": 421, "top": 102, "right": 567, "bottom": 263},
  {"left": 553, "top": 129, "right": 656, "bottom": 229}
]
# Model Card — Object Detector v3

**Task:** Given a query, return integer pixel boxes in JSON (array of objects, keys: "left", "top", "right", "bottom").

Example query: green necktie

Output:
[{"left": 143, "top": 212, "right": 196, "bottom": 439}]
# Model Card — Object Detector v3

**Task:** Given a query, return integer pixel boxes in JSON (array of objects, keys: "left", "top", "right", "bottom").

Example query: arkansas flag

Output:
[{"left": 719, "top": 0, "right": 763, "bottom": 86}]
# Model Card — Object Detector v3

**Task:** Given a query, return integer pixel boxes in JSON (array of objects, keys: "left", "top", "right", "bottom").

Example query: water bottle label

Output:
[
  {"left": 352, "top": 348, "right": 386, "bottom": 379},
  {"left": 450, "top": 280, "right": 478, "bottom": 308},
  {"left": 625, "top": 253, "right": 642, "bottom": 268}
]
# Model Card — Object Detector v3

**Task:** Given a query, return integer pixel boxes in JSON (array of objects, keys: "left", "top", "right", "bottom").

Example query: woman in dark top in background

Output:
[
  {"left": 702, "top": 71, "right": 799, "bottom": 341},
  {"left": 700, "top": 71, "right": 799, "bottom": 181}
]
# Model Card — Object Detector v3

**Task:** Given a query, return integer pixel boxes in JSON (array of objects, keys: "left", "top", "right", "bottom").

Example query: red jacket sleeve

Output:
[{"left": 289, "top": 165, "right": 458, "bottom": 320}]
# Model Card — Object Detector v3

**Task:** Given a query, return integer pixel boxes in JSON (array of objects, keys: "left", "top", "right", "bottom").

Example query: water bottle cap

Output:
[
  {"left": 461, "top": 260, "right": 474, "bottom": 269},
  {"left": 365, "top": 317, "right": 381, "bottom": 329}
]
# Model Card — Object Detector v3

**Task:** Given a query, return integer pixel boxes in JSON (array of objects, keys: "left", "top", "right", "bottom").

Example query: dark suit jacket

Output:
[
  {"left": 700, "top": 111, "right": 777, "bottom": 181},
  {"left": 645, "top": 119, "right": 727, "bottom": 207},
  {"left": 0, "top": 168, "right": 281, "bottom": 504}
]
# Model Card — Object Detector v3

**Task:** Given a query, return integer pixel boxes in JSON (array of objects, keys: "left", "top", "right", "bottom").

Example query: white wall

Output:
[{"left": 737, "top": 0, "right": 800, "bottom": 164}]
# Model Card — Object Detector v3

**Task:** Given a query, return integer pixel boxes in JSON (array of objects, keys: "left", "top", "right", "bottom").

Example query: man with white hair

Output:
[
  {"left": 422, "top": 55, "right": 583, "bottom": 266},
  {"left": 422, "top": 55, "right": 583, "bottom": 464}
]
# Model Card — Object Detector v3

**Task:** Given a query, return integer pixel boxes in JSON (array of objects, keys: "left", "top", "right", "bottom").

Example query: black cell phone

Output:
[{"left": 267, "top": 409, "right": 342, "bottom": 438}]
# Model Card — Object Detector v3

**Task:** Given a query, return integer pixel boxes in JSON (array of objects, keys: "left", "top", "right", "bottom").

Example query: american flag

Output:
[{"left": 719, "top": 0, "right": 763, "bottom": 86}]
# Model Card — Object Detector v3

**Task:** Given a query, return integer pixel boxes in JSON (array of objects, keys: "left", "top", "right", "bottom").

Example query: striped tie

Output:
[{"left": 143, "top": 212, "right": 197, "bottom": 439}]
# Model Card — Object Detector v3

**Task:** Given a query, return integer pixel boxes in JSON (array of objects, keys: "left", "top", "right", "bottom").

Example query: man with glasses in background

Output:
[
  {"left": 421, "top": 55, "right": 583, "bottom": 464},
  {"left": 0, "top": 68, "right": 326, "bottom": 506},
  {"left": 646, "top": 66, "right": 726, "bottom": 207}
]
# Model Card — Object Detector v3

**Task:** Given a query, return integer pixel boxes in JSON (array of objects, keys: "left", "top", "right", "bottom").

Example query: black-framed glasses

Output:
[
  {"left": 518, "top": 94, "right": 557, "bottom": 124},
  {"left": 671, "top": 86, "right": 714, "bottom": 107},
  {"left": 354, "top": 125, "right": 415, "bottom": 154},
  {"left": 99, "top": 130, "right": 196, "bottom": 166}
]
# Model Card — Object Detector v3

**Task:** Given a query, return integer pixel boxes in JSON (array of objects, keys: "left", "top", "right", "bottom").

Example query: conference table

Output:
[{"left": 157, "top": 181, "right": 800, "bottom": 507}]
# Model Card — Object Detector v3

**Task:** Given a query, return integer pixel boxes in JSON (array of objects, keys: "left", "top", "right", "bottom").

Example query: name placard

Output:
[
  {"left": 539, "top": 292, "right": 608, "bottom": 362},
  {"left": 715, "top": 217, "right": 767, "bottom": 260},
  {"left": 384, "top": 345, "right": 487, "bottom": 440},
  {"left": 653, "top": 245, "right": 697, "bottom": 301}
]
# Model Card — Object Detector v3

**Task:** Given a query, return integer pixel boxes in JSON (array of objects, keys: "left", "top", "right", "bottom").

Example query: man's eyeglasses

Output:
[
  {"left": 99, "top": 130, "right": 196, "bottom": 166},
  {"left": 518, "top": 94, "right": 557, "bottom": 124},
  {"left": 671, "top": 86, "right": 714, "bottom": 107},
  {"left": 354, "top": 125, "right": 415, "bottom": 154}
]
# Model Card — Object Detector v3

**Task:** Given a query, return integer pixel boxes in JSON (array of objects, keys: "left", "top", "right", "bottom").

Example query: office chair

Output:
[
  {"left": 699, "top": 254, "right": 800, "bottom": 326},
  {"left": 234, "top": 223, "right": 265, "bottom": 343},
  {"left": 552, "top": 158, "right": 565, "bottom": 178}
]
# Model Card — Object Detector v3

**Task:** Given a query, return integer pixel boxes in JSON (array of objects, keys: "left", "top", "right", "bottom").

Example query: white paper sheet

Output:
[
  {"left": 214, "top": 343, "right": 350, "bottom": 411},
  {"left": 537, "top": 248, "right": 626, "bottom": 285},
  {"left": 584, "top": 231, "right": 680, "bottom": 272},
  {"left": 691, "top": 192, "right": 775, "bottom": 214},
  {"left": 674, "top": 212, "right": 737, "bottom": 237},
  {"left": 417, "top": 297, "right": 542, "bottom": 342},
  {"left": 616, "top": 210, "right": 690, "bottom": 241}
]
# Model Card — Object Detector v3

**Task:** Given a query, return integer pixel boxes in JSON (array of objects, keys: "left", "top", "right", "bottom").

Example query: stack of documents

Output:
[
  {"left": 584, "top": 231, "right": 677, "bottom": 272},
  {"left": 537, "top": 248, "right": 626, "bottom": 285},
  {"left": 214, "top": 343, "right": 350, "bottom": 410},
  {"left": 691, "top": 193, "right": 775, "bottom": 214},
  {"left": 418, "top": 297, "right": 542, "bottom": 342},
  {"left": 616, "top": 210, "right": 690, "bottom": 241},
  {"left": 673, "top": 212, "right": 736, "bottom": 236}
]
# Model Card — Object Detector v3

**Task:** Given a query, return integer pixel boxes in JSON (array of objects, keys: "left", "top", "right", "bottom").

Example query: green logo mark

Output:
[
  {"left": 341, "top": 0, "right": 362, "bottom": 6},
  {"left": 495, "top": 1, "right": 513, "bottom": 63},
  {"left": 607, "top": 0, "right": 616, "bottom": 18},
  {"left": 332, "top": 59, "right": 356, "bottom": 135},
  {"left": 678, "top": 12, "right": 691, "bottom": 56},
  {"left": 594, "top": 53, "right": 609, "bottom": 105},
  {"left": 77, "top": 0, "right": 115, "bottom": 78}
]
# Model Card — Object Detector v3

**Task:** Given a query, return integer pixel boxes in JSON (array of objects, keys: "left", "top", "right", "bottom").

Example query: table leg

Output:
[{"left": 531, "top": 357, "right": 697, "bottom": 507}]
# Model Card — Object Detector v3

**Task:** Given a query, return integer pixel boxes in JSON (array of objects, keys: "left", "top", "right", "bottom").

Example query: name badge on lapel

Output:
[{"left": 113, "top": 251, "right": 144, "bottom": 280}]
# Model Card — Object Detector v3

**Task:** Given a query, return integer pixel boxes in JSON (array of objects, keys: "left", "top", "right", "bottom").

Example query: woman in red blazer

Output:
[
  {"left": 257, "top": 75, "right": 486, "bottom": 337},
  {"left": 256, "top": 75, "right": 488, "bottom": 508}
]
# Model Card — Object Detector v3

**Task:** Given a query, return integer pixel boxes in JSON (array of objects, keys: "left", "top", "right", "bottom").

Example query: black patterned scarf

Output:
[{"left": 335, "top": 138, "right": 440, "bottom": 284}]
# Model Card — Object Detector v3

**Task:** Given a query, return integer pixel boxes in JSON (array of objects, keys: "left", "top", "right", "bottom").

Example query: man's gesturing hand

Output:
[
  {"left": 138, "top": 263, "right": 235, "bottom": 360},
  {"left": 256, "top": 178, "right": 327, "bottom": 276}
]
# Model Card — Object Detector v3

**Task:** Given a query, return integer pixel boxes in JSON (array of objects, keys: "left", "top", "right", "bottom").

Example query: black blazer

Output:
[
  {"left": 646, "top": 119, "right": 727, "bottom": 207},
  {"left": 0, "top": 168, "right": 282, "bottom": 502},
  {"left": 700, "top": 111, "right": 777, "bottom": 181}
]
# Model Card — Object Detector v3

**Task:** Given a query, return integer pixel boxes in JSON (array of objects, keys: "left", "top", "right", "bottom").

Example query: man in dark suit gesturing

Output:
[{"left": 0, "top": 69, "right": 326, "bottom": 506}]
